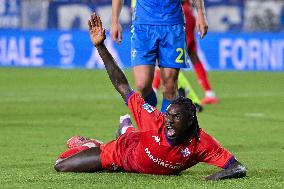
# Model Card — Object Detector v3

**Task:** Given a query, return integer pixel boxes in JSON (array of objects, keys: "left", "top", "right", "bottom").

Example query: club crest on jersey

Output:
[
  {"left": 181, "top": 148, "right": 191, "bottom": 157},
  {"left": 152, "top": 135, "right": 160, "bottom": 145},
  {"left": 142, "top": 103, "right": 154, "bottom": 113}
]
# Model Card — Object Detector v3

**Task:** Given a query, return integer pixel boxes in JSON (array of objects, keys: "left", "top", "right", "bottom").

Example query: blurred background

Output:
[{"left": 0, "top": 0, "right": 283, "bottom": 70}]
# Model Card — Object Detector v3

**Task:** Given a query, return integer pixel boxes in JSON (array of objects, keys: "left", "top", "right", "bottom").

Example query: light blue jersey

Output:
[{"left": 132, "top": 0, "right": 184, "bottom": 25}]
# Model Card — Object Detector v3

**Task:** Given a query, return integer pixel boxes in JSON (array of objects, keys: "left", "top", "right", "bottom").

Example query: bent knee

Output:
[
  {"left": 161, "top": 82, "right": 177, "bottom": 98},
  {"left": 54, "top": 163, "right": 62, "bottom": 172},
  {"left": 54, "top": 159, "right": 67, "bottom": 172}
]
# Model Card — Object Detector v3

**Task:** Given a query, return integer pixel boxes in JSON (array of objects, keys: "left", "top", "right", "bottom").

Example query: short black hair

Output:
[{"left": 171, "top": 96, "right": 200, "bottom": 141}]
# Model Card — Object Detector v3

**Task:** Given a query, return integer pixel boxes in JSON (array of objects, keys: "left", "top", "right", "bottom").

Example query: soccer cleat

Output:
[
  {"left": 66, "top": 136, "right": 102, "bottom": 149},
  {"left": 179, "top": 88, "right": 203, "bottom": 112},
  {"left": 201, "top": 96, "right": 218, "bottom": 105},
  {"left": 116, "top": 114, "right": 133, "bottom": 138},
  {"left": 194, "top": 103, "right": 203, "bottom": 113}
]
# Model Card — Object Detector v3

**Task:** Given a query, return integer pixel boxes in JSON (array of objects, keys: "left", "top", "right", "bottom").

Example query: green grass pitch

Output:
[{"left": 0, "top": 67, "right": 283, "bottom": 189}]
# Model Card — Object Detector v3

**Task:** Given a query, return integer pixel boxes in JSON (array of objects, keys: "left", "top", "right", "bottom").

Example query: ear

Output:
[{"left": 186, "top": 114, "right": 195, "bottom": 128}]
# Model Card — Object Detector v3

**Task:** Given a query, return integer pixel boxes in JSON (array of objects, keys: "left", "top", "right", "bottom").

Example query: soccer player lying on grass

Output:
[{"left": 54, "top": 13, "right": 246, "bottom": 181}]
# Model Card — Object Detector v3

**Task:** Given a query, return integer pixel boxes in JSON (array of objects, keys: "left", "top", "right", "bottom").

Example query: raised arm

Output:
[
  {"left": 111, "top": 0, "right": 124, "bottom": 43},
  {"left": 204, "top": 159, "right": 246, "bottom": 181},
  {"left": 192, "top": 0, "right": 208, "bottom": 38},
  {"left": 88, "top": 13, "right": 132, "bottom": 100}
]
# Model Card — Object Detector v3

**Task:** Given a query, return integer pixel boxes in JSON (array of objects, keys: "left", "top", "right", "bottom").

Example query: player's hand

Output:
[
  {"left": 110, "top": 21, "right": 123, "bottom": 44},
  {"left": 88, "top": 13, "right": 106, "bottom": 47},
  {"left": 196, "top": 11, "right": 208, "bottom": 39}
]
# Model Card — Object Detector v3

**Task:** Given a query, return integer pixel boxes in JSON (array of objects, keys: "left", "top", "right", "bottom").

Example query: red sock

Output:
[
  {"left": 152, "top": 68, "right": 161, "bottom": 90},
  {"left": 193, "top": 62, "right": 211, "bottom": 91}
]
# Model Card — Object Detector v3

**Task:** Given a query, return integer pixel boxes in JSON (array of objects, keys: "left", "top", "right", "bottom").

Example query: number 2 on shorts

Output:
[{"left": 175, "top": 48, "right": 184, "bottom": 63}]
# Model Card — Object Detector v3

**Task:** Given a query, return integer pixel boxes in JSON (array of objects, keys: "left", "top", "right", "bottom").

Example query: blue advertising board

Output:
[
  {"left": 0, "top": 29, "right": 131, "bottom": 69},
  {"left": 0, "top": 29, "right": 283, "bottom": 71},
  {"left": 197, "top": 33, "right": 284, "bottom": 71}
]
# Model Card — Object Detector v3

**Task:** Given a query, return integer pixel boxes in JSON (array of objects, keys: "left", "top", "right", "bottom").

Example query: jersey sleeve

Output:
[
  {"left": 197, "top": 130, "right": 235, "bottom": 169},
  {"left": 127, "top": 92, "right": 164, "bottom": 132}
]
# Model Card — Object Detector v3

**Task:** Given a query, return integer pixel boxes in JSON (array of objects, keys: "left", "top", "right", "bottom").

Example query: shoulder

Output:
[
  {"left": 126, "top": 91, "right": 145, "bottom": 107},
  {"left": 197, "top": 129, "right": 222, "bottom": 150}
]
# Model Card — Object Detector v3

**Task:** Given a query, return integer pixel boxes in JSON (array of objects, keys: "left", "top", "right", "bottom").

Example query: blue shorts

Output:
[{"left": 131, "top": 24, "right": 188, "bottom": 68}]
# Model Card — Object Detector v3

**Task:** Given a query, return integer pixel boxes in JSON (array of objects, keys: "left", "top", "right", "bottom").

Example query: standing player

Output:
[
  {"left": 54, "top": 14, "right": 246, "bottom": 180},
  {"left": 153, "top": 0, "right": 218, "bottom": 106},
  {"left": 111, "top": 0, "right": 208, "bottom": 112}
]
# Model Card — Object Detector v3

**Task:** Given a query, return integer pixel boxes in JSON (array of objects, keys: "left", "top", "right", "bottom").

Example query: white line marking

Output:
[{"left": 245, "top": 113, "right": 265, "bottom": 117}]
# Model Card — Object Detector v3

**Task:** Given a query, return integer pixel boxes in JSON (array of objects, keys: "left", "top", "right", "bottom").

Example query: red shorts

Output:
[
  {"left": 100, "top": 92, "right": 163, "bottom": 173},
  {"left": 99, "top": 132, "right": 139, "bottom": 171},
  {"left": 100, "top": 140, "right": 123, "bottom": 171}
]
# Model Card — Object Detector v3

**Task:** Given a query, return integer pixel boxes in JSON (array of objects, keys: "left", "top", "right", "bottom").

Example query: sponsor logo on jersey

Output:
[
  {"left": 152, "top": 135, "right": 160, "bottom": 145},
  {"left": 142, "top": 103, "right": 155, "bottom": 113},
  {"left": 181, "top": 147, "right": 191, "bottom": 157},
  {"left": 144, "top": 148, "right": 183, "bottom": 170}
]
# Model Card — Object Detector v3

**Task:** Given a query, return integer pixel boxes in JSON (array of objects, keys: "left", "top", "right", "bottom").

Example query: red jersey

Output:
[{"left": 100, "top": 92, "right": 234, "bottom": 175}]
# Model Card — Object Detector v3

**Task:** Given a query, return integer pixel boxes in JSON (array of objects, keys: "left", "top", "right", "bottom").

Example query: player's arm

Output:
[
  {"left": 88, "top": 13, "right": 132, "bottom": 100},
  {"left": 204, "top": 158, "right": 246, "bottom": 181},
  {"left": 192, "top": 0, "right": 208, "bottom": 38},
  {"left": 111, "top": 0, "right": 124, "bottom": 43},
  {"left": 198, "top": 131, "right": 247, "bottom": 181}
]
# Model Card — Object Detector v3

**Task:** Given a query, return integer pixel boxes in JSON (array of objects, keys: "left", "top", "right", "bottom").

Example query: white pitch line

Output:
[{"left": 245, "top": 113, "right": 265, "bottom": 117}]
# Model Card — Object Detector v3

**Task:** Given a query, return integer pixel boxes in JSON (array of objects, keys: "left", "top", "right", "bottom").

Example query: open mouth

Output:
[{"left": 166, "top": 126, "right": 176, "bottom": 139}]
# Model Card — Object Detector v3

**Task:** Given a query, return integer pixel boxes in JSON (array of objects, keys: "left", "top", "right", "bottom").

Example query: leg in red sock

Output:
[
  {"left": 152, "top": 68, "right": 161, "bottom": 92},
  {"left": 192, "top": 58, "right": 211, "bottom": 92},
  {"left": 182, "top": 1, "right": 218, "bottom": 105}
]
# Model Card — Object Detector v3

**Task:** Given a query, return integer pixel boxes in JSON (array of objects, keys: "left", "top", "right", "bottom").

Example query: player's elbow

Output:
[
  {"left": 117, "top": 85, "right": 132, "bottom": 99},
  {"left": 234, "top": 160, "right": 247, "bottom": 178},
  {"left": 236, "top": 164, "right": 247, "bottom": 178},
  {"left": 225, "top": 159, "right": 247, "bottom": 179},
  {"left": 230, "top": 162, "right": 247, "bottom": 179}
]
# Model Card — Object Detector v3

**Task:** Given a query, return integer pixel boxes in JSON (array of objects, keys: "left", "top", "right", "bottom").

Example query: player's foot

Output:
[
  {"left": 66, "top": 136, "right": 102, "bottom": 149},
  {"left": 178, "top": 87, "right": 187, "bottom": 97},
  {"left": 179, "top": 88, "right": 203, "bottom": 112},
  {"left": 201, "top": 96, "right": 218, "bottom": 105},
  {"left": 116, "top": 114, "right": 133, "bottom": 138},
  {"left": 194, "top": 103, "right": 203, "bottom": 112}
]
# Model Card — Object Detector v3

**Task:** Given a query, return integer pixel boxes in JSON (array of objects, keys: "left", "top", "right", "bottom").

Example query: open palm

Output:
[{"left": 88, "top": 13, "right": 106, "bottom": 47}]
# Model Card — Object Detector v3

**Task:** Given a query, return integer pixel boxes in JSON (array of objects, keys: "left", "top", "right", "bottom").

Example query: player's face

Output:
[{"left": 164, "top": 104, "right": 192, "bottom": 144}]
